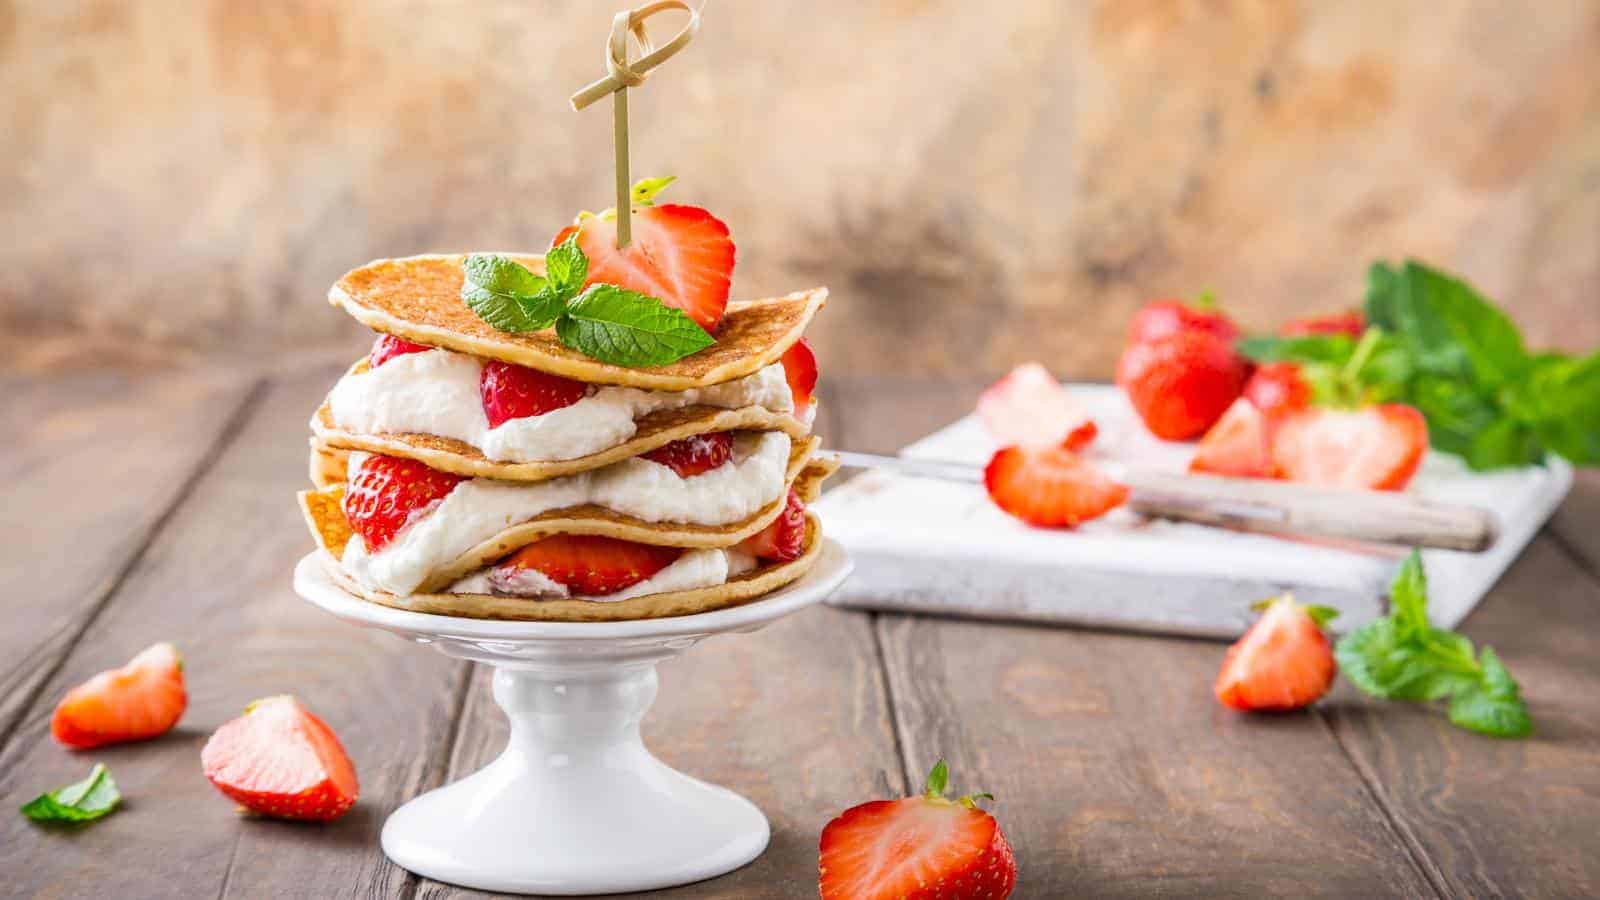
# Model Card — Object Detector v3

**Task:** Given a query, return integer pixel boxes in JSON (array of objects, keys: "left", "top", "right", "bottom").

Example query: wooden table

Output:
[{"left": 2, "top": 362, "right": 1597, "bottom": 899}]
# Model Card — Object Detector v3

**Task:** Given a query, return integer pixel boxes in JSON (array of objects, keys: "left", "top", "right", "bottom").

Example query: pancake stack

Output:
[{"left": 299, "top": 253, "right": 835, "bottom": 622}]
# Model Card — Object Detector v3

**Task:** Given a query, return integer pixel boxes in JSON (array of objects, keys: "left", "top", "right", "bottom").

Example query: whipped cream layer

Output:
[
  {"left": 328, "top": 348, "right": 794, "bottom": 463},
  {"left": 445, "top": 548, "right": 761, "bottom": 603},
  {"left": 341, "top": 432, "right": 791, "bottom": 595}
]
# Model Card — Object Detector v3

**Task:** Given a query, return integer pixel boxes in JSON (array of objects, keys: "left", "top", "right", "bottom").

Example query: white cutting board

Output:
[{"left": 817, "top": 384, "right": 1571, "bottom": 639}]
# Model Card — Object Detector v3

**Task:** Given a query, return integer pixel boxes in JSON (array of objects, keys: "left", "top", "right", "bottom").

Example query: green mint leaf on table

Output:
[
  {"left": 556, "top": 285, "right": 714, "bottom": 367},
  {"left": 542, "top": 235, "right": 589, "bottom": 298},
  {"left": 461, "top": 254, "right": 565, "bottom": 332},
  {"left": 1334, "top": 551, "right": 1532, "bottom": 737},
  {"left": 20, "top": 763, "right": 120, "bottom": 825}
]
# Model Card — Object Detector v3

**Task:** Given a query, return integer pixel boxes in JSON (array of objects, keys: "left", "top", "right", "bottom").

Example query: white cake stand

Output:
[{"left": 292, "top": 542, "right": 852, "bottom": 896}]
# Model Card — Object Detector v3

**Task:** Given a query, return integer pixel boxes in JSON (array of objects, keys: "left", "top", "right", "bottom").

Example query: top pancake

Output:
[{"left": 330, "top": 253, "right": 827, "bottom": 390}]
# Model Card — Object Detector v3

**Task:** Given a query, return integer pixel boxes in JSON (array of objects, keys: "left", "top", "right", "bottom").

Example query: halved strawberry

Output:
[
  {"left": 495, "top": 534, "right": 682, "bottom": 596},
  {"left": 781, "top": 338, "right": 818, "bottom": 413},
  {"left": 1281, "top": 309, "right": 1365, "bottom": 338},
  {"left": 1189, "top": 398, "right": 1274, "bottom": 478},
  {"left": 202, "top": 695, "right": 358, "bottom": 822},
  {"left": 819, "top": 760, "right": 1016, "bottom": 900},
  {"left": 984, "top": 445, "right": 1129, "bottom": 527},
  {"left": 738, "top": 489, "right": 807, "bottom": 562},
  {"left": 51, "top": 642, "right": 186, "bottom": 749},
  {"left": 1128, "top": 298, "right": 1240, "bottom": 345},
  {"left": 558, "top": 204, "right": 735, "bottom": 332},
  {"left": 1215, "top": 594, "right": 1338, "bottom": 711},
  {"left": 342, "top": 454, "right": 465, "bottom": 552},
  {"left": 368, "top": 334, "right": 433, "bottom": 368},
  {"left": 977, "top": 362, "right": 1098, "bottom": 451},
  {"left": 641, "top": 432, "right": 733, "bottom": 478},
  {"left": 480, "top": 360, "right": 588, "bottom": 429},
  {"left": 1270, "top": 404, "right": 1428, "bottom": 491},
  {"left": 1242, "top": 362, "right": 1312, "bottom": 418},
  {"left": 1116, "top": 331, "right": 1251, "bottom": 440}
]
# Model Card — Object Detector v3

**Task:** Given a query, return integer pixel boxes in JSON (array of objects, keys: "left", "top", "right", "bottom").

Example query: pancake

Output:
[
  {"left": 320, "top": 513, "right": 825, "bottom": 622},
  {"left": 329, "top": 252, "right": 826, "bottom": 390}
]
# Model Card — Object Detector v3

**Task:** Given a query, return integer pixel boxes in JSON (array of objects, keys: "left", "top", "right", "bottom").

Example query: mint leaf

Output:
[
  {"left": 543, "top": 235, "right": 589, "bottom": 299},
  {"left": 1448, "top": 649, "right": 1532, "bottom": 737},
  {"left": 1525, "top": 352, "right": 1600, "bottom": 465},
  {"left": 1238, "top": 334, "right": 1356, "bottom": 365},
  {"left": 461, "top": 254, "right": 564, "bottom": 332},
  {"left": 556, "top": 285, "right": 714, "bottom": 367},
  {"left": 21, "top": 763, "right": 120, "bottom": 825},
  {"left": 1388, "top": 549, "right": 1428, "bottom": 635}
]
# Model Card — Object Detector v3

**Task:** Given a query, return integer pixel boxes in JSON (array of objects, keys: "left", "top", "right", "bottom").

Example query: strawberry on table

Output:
[
  {"left": 1270, "top": 403, "right": 1428, "bottom": 491},
  {"left": 737, "top": 488, "right": 807, "bottom": 562},
  {"left": 1127, "top": 296, "right": 1241, "bottom": 345},
  {"left": 368, "top": 334, "right": 433, "bottom": 368},
  {"left": 202, "top": 695, "right": 358, "bottom": 822},
  {"left": 1215, "top": 594, "right": 1338, "bottom": 712},
  {"left": 1116, "top": 330, "right": 1251, "bottom": 440},
  {"left": 641, "top": 432, "right": 734, "bottom": 478},
  {"left": 984, "top": 445, "right": 1128, "bottom": 528},
  {"left": 781, "top": 337, "right": 819, "bottom": 415},
  {"left": 479, "top": 360, "right": 588, "bottom": 428},
  {"left": 342, "top": 454, "right": 465, "bottom": 552},
  {"left": 1280, "top": 309, "right": 1365, "bottom": 338},
  {"left": 495, "top": 534, "right": 683, "bottom": 596},
  {"left": 51, "top": 642, "right": 186, "bottom": 749},
  {"left": 978, "top": 362, "right": 1097, "bottom": 451},
  {"left": 819, "top": 759, "right": 1016, "bottom": 900}
]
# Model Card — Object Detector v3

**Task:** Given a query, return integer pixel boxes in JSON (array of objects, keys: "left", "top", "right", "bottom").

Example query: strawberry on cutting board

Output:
[
  {"left": 977, "top": 362, "right": 1097, "bottom": 451},
  {"left": 820, "top": 760, "right": 1016, "bottom": 900},
  {"left": 1216, "top": 595, "right": 1338, "bottom": 712},
  {"left": 202, "top": 695, "right": 358, "bottom": 821},
  {"left": 1117, "top": 330, "right": 1251, "bottom": 441},
  {"left": 1271, "top": 403, "right": 1428, "bottom": 491},
  {"left": 1189, "top": 398, "right": 1274, "bottom": 479},
  {"left": 984, "top": 445, "right": 1128, "bottom": 527},
  {"left": 52, "top": 642, "right": 187, "bottom": 749}
]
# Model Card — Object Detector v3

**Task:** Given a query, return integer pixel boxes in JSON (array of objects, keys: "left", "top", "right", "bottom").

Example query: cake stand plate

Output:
[{"left": 292, "top": 542, "right": 852, "bottom": 896}]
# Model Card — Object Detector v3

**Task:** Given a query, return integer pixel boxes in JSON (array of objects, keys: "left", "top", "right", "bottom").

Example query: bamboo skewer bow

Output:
[{"left": 570, "top": 1, "right": 702, "bottom": 250}]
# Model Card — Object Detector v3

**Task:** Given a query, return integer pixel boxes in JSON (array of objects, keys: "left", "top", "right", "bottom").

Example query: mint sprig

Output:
[
  {"left": 1238, "top": 259, "right": 1600, "bottom": 470},
  {"left": 461, "top": 235, "right": 713, "bottom": 368},
  {"left": 1335, "top": 551, "right": 1532, "bottom": 738},
  {"left": 21, "top": 763, "right": 121, "bottom": 826}
]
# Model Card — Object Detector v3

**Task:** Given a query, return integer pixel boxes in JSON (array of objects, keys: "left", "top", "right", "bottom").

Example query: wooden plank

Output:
[
  {"left": 1548, "top": 468, "right": 1600, "bottom": 575},
  {"left": 0, "top": 367, "right": 468, "bottom": 899},
  {"left": 0, "top": 366, "right": 257, "bottom": 747},
  {"left": 1321, "top": 535, "right": 1600, "bottom": 898}
]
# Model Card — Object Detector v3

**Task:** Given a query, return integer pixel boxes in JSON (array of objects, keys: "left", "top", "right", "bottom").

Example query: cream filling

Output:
[
  {"left": 327, "top": 348, "right": 794, "bottom": 463},
  {"left": 340, "top": 433, "right": 791, "bottom": 596}
]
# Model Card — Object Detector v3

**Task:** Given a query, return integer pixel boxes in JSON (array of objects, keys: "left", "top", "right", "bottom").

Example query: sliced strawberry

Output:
[
  {"left": 1190, "top": 398, "right": 1274, "bottom": 478},
  {"left": 977, "top": 362, "right": 1098, "bottom": 451},
  {"left": 480, "top": 360, "right": 588, "bottom": 429},
  {"left": 738, "top": 489, "right": 807, "bottom": 562},
  {"left": 51, "top": 643, "right": 186, "bottom": 749},
  {"left": 202, "top": 695, "right": 358, "bottom": 822},
  {"left": 1281, "top": 309, "right": 1365, "bottom": 338},
  {"left": 1271, "top": 404, "right": 1428, "bottom": 491},
  {"left": 560, "top": 204, "right": 735, "bottom": 332},
  {"left": 368, "top": 334, "right": 432, "bottom": 368},
  {"left": 819, "top": 760, "right": 1016, "bottom": 900},
  {"left": 1243, "top": 362, "right": 1312, "bottom": 418},
  {"left": 1215, "top": 595, "right": 1337, "bottom": 711},
  {"left": 641, "top": 432, "right": 734, "bottom": 478},
  {"left": 984, "top": 445, "right": 1129, "bottom": 528},
  {"left": 1128, "top": 298, "right": 1240, "bottom": 345},
  {"left": 781, "top": 338, "right": 818, "bottom": 413},
  {"left": 1116, "top": 331, "right": 1251, "bottom": 440},
  {"left": 496, "top": 534, "right": 683, "bottom": 596},
  {"left": 341, "top": 454, "right": 465, "bottom": 552}
]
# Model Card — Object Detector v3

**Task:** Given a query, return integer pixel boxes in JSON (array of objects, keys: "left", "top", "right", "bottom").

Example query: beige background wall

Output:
[{"left": 4, "top": 0, "right": 1598, "bottom": 376}]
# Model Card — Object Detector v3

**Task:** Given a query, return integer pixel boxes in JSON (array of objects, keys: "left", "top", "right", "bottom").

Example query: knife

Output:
[{"left": 832, "top": 451, "right": 1498, "bottom": 553}]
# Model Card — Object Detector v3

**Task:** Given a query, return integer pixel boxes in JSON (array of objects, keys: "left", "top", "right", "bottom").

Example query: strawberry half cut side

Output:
[
  {"left": 984, "top": 445, "right": 1128, "bottom": 528},
  {"left": 1190, "top": 398, "right": 1275, "bottom": 479},
  {"left": 1270, "top": 404, "right": 1428, "bottom": 491},
  {"left": 978, "top": 362, "right": 1097, "bottom": 451},
  {"left": 1215, "top": 594, "right": 1338, "bottom": 712},
  {"left": 559, "top": 203, "right": 735, "bottom": 333},
  {"left": 819, "top": 759, "right": 1016, "bottom": 900},
  {"left": 201, "top": 695, "right": 359, "bottom": 822},
  {"left": 52, "top": 642, "right": 187, "bottom": 749}
]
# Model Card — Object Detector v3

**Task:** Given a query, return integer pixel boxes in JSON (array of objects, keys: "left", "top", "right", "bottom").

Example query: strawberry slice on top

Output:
[
  {"left": 819, "top": 759, "right": 1016, "bottom": 900},
  {"left": 479, "top": 360, "right": 588, "bottom": 429},
  {"left": 202, "top": 695, "right": 358, "bottom": 822},
  {"left": 342, "top": 454, "right": 465, "bottom": 552},
  {"left": 984, "top": 445, "right": 1128, "bottom": 528},
  {"left": 555, "top": 202, "right": 735, "bottom": 333},
  {"left": 1270, "top": 403, "right": 1428, "bottom": 491},
  {"left": 641, "top": 432, "right": 734, "bottom": 478},
  {"left": 51, "top": 642, "right": 187, "bottom": 749},
  {"left": 1215, "top": 594, "right": 1338, "bottom": 712},
  {"left": 978, "top": 362, "right": 1097, "bottom": 451},
  {"left": 495, "top": 534, "right": 683, "bottom": 597}
]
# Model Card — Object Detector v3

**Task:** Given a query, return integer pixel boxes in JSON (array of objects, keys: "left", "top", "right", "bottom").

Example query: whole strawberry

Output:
[
  {"left": 1117, "top": 330, "right": 1251, "bottom": 440},
  {"left": 819, "top": 760, "right": 1016, "bottom": 899}
]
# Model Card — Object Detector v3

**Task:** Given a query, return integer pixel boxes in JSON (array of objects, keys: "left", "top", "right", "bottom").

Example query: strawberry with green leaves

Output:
[{"left": 1117, "top": 329, "right": 1251, "bottom": 441}]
